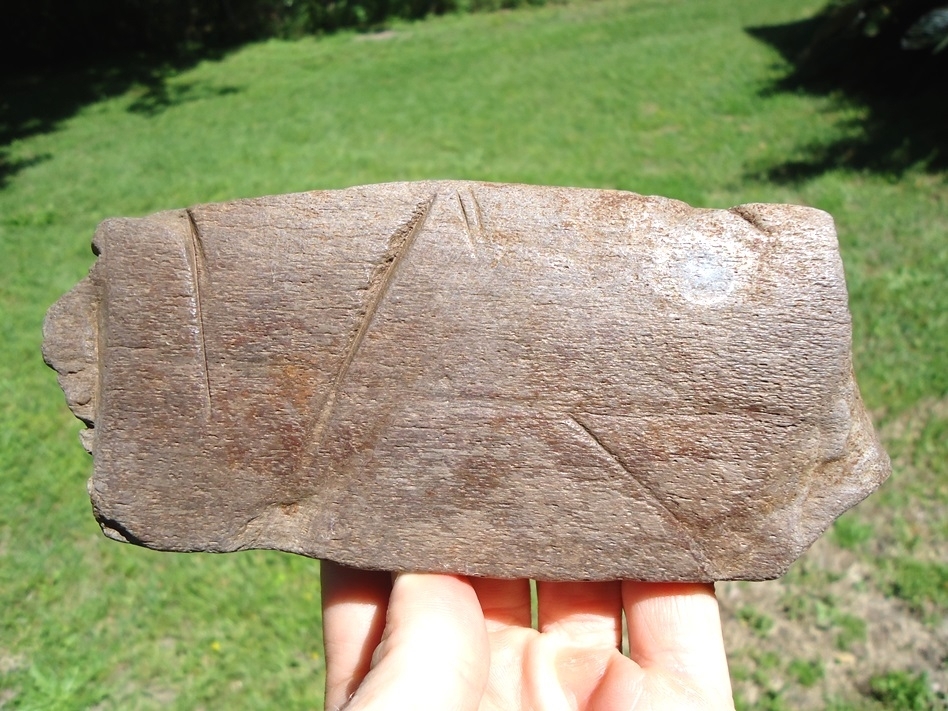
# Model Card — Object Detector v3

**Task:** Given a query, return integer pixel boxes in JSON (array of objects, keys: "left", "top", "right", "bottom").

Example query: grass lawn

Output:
[{"left": 1, "top": 0, "right": 945, "bottom": 708}]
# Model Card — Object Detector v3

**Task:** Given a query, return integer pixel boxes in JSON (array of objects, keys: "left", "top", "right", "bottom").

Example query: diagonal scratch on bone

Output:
[
  {"left": 728, "top": 206, "right": 771, "bottom": 236},
  {"left": 185, "top": 208, "right": 212, "bottom": 416},
  {"left": 567, "top": 413, "right": 714, "bottom": 578},
  {"left": 304, "top": 194, "right": 437, "bottom": 462},
  {"left": 456, "top": 188, "right": 483, "bottom": 250}
]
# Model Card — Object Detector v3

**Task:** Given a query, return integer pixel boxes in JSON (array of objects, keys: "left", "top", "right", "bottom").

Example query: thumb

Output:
[{"left": 342, "top": 573, "right": 490, "bottom": 711}]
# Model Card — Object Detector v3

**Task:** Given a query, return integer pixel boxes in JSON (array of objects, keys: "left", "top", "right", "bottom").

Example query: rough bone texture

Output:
[{"left": 43, "top": 181, "right": 890, "bottom": 581}]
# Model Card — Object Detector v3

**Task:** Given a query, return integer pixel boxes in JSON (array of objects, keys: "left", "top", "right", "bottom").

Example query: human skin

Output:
[{"left": 321, "top": 562, "right": 735, "bottom": 710}]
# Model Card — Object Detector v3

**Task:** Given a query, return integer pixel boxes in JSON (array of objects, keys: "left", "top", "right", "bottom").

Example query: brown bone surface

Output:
[{"left": 43, "top": 181, "right": 890, "bottom": 581}]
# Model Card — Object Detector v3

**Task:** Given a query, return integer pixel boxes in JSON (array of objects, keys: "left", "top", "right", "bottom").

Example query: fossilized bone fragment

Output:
[{"left": 43, "top": 181, "right": 890, "bottom": 581}]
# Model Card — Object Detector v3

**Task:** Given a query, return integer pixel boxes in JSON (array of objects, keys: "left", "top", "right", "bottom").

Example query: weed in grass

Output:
[
  {"left": 737, "top": 686, "right": 791, "bottom": 711},
  {"left": 775, "top": 587, "right": 867, "bottom": 652},
  {"left": 738, "top": 606, "right": 775, "bottom": 637},
  {"left": 734, "top": 690, "right": 791, "bottom": 711},
  {"left": 731, "top": 663, "right": 752, "bottom": 683},
  {"left": 782, "top": 593, "right": 810, "bottom": 622},
  {"left": 749, "top": 650, "right": 783, "bottom": 687},
  {"left": 868, "top": 670, "right": 941, "bottom": 711},
  {"left": 788, "top": 658, "right": 825, "bottom": 688},
  {"left": 834, "top": 613, "right": 868, "bottom": 652},
  {"left": 915, "top": 414, "right": 948, "bottom": 480},
  {"left": 753, "top": 688, "right": 791, "bottom": 711},
  {"left": 814, "top": 597, "right": 838, "bottom": 630},
  {"left": 832, "top": 514, "right": 875, "bottom": 551},
  {"left": 823, "top": 699, "right": 863, "bottom": 711},
  {"left": 886, "top": 559, "right": 948, "bottom": 620},
  {"left": 783, "top": 560, "right": 842, "bottom": 589}
]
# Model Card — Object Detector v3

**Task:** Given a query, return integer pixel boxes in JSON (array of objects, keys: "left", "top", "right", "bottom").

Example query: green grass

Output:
[
  {"left": 2, "top": 0, "right": 946, "bottom": 708},
  {"left": 737, "top": 607, "right": 775, "bottom": 638},
  {"left": 833, "top": 613, "right": 868, "bottom": 653},
  {"left": 869, "top": 671, "right": 942, "bottom": 711},
  {"left": 832, "top": 513, "right": 875, "bottom": 550},
  {"left": 886, "top": 559, "right": 948, "bottom": 619},
  {"left": 787, "top": 659, "right": 824, "bottom": 689}
]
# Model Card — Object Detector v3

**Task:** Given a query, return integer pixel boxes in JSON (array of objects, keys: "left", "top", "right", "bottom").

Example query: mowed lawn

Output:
[{"left": 1, "top": 0, "right": 946, "bottom": 708}]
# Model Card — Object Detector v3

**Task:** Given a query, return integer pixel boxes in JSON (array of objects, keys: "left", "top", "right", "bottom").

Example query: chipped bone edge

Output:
[{"left": 43, "top": 270, "right": 100, "bottom": 453}]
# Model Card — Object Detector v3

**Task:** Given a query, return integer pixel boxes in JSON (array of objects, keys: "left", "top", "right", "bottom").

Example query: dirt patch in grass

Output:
[
  {"left": 720, "top": 398, "right": 948, "bottom": 710},
  {"left": 0, "top": 649, "right": 25, "bottom": 710},
  {"left": 721, "top": 536, "right": 947, "bottom": 709}
]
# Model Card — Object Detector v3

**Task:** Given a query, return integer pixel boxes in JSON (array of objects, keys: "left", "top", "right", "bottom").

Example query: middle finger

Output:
[{"left": 537, "top": 581, "right": 623, "bottom": 650}]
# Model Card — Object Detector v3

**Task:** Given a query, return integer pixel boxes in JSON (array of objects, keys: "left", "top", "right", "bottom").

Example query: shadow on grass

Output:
[
  {"left": 127, "top": 78, "right": 241, "bottom": 117},
  {"left": 746, "top": 16, "right": 948, "bottom": 181},
  {"left": 0, "top": 53, "right": 240, "bottom": 188}
]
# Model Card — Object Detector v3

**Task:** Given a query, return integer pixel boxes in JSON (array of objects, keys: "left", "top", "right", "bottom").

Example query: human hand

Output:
[{"left": 321, "top": 562, "right": 735, "bottom": 710}]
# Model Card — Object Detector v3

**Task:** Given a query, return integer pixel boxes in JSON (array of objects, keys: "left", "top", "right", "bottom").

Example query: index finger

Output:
[{"left": 321, "top": 561, "right": 393, "bottom": 710}]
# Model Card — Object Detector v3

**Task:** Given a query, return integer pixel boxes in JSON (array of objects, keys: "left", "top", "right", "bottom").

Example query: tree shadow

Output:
[
  {"left": 127, "top": 79, "right": 241, "bottom": 117},
  {"left": 0, "top": 51, "right": 239, "bottom": 188},
  {"left": 746, "top": 14, "right": 948, "bottom": 182}
]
